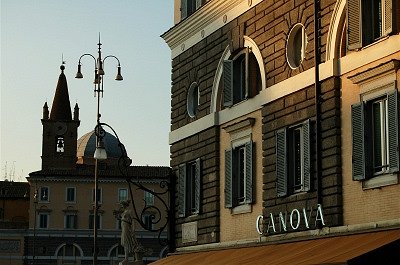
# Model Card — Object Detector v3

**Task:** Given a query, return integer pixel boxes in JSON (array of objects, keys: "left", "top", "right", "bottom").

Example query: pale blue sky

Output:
[{"left": 1, "top": 1, "right": 174, "bottom": 181}]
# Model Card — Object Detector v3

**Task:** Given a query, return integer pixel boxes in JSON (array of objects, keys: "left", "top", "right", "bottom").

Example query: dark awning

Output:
[{"left": 153, "top": 229, "right": 400, "bottom": 265}]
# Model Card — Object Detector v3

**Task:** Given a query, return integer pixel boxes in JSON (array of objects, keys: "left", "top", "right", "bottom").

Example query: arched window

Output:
[
  {"left": 56, "top": 243, "right": 82, "bottom": 265},
  {"left": 222, "top": 47, "right": 262, "bottom": 107},
  {"left": 109, "top": 245, "right": 125, "bottom": 265}
]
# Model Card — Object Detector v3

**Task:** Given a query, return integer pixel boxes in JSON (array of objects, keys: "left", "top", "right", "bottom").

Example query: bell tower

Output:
[{"left": 41, "top": 65, "right": 80, "bottom": 169}]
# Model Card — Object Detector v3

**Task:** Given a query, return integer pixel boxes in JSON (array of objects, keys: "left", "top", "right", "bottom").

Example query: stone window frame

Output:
[
  {"left": 39, "top": 186, "right": 50, "bottom": 202},
  {"left": 223, "top": 118, "right": 255, "bottom": 214},
  {"left": 276, "top": 119, "right": 312, "bottom": 197},
  {"left": 118, "top": 188, "right": 128, "bottom": 203},
  {"left": 210, "top": 36, "right": 266, "bottom": 113},
  {"left": 65, "top": 187, "right": 76, "bottom": 203},
  {"left": 348, "top": 60, "right": 399, "bottom": 189},
  {"left": 178, "top": 158, "right": 201, "bottom": 218},
  {"left": 286, "top": 23, "right": 308, "bottom": 69},
  {"left": 38, "top": 212, "right": 49, "bottom": 229},
  {"left": 187, "top": 82, "right": 200, "bottom": 118}
]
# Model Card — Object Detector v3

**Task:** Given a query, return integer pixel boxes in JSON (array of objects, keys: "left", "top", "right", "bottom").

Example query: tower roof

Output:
[{"left": 50, "top": 65, "right": 72, "bottom": 120}]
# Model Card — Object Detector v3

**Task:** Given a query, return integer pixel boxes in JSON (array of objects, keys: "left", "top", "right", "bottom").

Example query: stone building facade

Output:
[{"left": 158, "top": 0, "right": 400, "bottom": 263}]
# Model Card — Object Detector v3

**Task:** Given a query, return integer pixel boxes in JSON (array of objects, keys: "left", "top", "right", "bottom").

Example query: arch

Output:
[
  {"left": 326, "top": 0, "right": 347, "bottom": 61},
  {"left": 54, "top": 242, "right": 84, "bottom": 257},
  {"left": 210, "top": 36, "right": 266, "bottom": 113}
]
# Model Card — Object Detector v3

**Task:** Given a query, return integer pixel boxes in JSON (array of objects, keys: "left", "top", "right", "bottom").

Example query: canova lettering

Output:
[{"left": 256, "top": 204, "right": 325, "bottom": 235}]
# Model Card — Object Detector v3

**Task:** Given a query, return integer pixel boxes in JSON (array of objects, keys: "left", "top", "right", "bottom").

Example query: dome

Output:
[{"left": 77, "top": 130, "right": 123, "bottom": 161}]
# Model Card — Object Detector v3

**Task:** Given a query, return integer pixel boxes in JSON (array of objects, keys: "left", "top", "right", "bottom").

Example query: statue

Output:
[{"left": 115, "top": 200, "right": 142, "bottom": 265}]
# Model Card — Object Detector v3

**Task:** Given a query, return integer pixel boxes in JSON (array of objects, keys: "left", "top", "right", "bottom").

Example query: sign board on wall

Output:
[{"left": 256, "top": 204, "right": 326, "bottom": 235}]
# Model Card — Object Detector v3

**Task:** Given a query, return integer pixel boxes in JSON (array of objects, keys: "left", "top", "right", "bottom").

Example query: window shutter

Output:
[
  {"left": 196, "top": 0, "right": 202, "bottom": 9},
  {"left": 223, "top": 60, "right": 234, "bottom": 107},
  {"left": 194, "top": 158, "right": 201, "bottom": 214},
  {"left": 248, "top": 53, "right": 260, "bottom": 98},
  {"left": 276, "top": 129, "right": 287, "bottom": 197},
  {"left": 225, "top": 149, "right": 233, "bottom": 208},
  {"left": 302, "top": 119, "right": 311, "bottom": 191},
  {"left": 347, "top": 0, "right": 362, "bottom": 50},
  {"left": 387, "top": 90, "right": 399, "bottom": 172},
  {"left": 244, "top": 141, "right": 253, "bottom": 204},
  {"left": 383, "top": 0, "right": 393, "bottom": 36},
  {"left": 245, "top": 47, "right": 249, "bottom": 99},
  {"left": 351, "top": 102, "right": 366, "bottom": 180},
  {"left": 178, "top": 164, "right": 186, "bottom": 217},
  {"left": 181, "top": 0, "right": 187, "bottom": 20}
]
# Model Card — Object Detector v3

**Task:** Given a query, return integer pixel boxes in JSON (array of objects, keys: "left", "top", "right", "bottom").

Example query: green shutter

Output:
[
  {"left": 181, "top": 0, "right": 187, "bottom": 20},
  {"left": 245, "top": 141, "right": 253, "bottom": 204},
  {"left": 245, "top": 47, "right": 249, "bottom": 99},
  {"left": 196, "top": 0, "right": 202, "bottom": 9},
  {"left": 302, "top": 120, "right": 311, "bottom": 191},
  {"left": 194, "top": 158, "right": 201, "bottom": 214},
  {"left": 383, "top": 0, "right": 393, "bottom": 36},
  {"left": 276, "top": 129, "right": 287, "bottom": 197},
  {"left": 225, "top": 149, "right": 233, "bottom": 208},
  {"left": 223, "top": 60, "right": 234, "bottom": 107},
  {"left": 347, "top": 0, "right": 362, "bottom": 50},
  {"left": 351, "top": 102, "right": 366, "bottom": 180},
  {"left": 178, "top": 164, "right": 186, "bottom": 217},
  {"left": 387, "top": 90, "right": 399, "bottom": 172}
]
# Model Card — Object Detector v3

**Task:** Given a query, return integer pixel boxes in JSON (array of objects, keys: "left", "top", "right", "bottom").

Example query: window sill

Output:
[
  {"left": 231, "top": 204, "right": 252, "bottom": 215},
  {"left": 362, "top": 173, "right": 399, "bottom": 189}
]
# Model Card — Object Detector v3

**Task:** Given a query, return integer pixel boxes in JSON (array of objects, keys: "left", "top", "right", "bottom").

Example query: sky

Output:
[{"left": 0, "top": 1, "right": 174, "bottom": 181}]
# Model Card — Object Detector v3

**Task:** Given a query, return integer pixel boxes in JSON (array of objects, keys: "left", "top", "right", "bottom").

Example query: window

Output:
[
  {"left": 225, "top": 141, "right": 253, "bottom": 208},
  {"left": 187, "top": 82, "right": 199, "bottom": 118},
  {"left": 109, "top": 245, "right": 125, "bottom": 265},
  {"left": 276, "top": 120, "right": 311, "bottom": 197},
  {"left": 178, "top": 158, "right": 201, "bottom": 217},
  {"left": 65, "top": 214, "right": 77, "bottom": 229},
  {"left": 38, "top": 213, "right": 49, "bottom": 229},
  {"left": 92, "top": 188, "right": 102, "bottom": 204},
  {"left": 351, "top": 90, "right": 399, "bottom": 180},
  {"left": 286, "top": 24, "right": 307, "bottom": 69},
  {"left": 89, "top": 214, "right": 101, "bottom": 229},
  {"left": 348, "top": 0, "right": 393, "bottom": 49},
  {"left": 56, "top": 136, "right": 65, "bottom": 153},
  {"left": 223, "top": 48, "right": 261, "bottom": 107},
  {"left": 144, "top": 191, "right": 154, "bottom": 206},
  {"left": 39, "top": 187, "right": 49, "bottom": 202},
  {"left": 118, "top": 188, "right": 128, "bottom": 202},
  {"left": 143, "top": 212, "right": 154, "bottom": 230},
  {"left": 56, "top": 244, "right": 81, "bottom": 260},
  {"left": 66, "top": 187, "right": 76, "bottom": 202},
  {"left": 181, "top": 0, "right": 204, "bottom": 20}
]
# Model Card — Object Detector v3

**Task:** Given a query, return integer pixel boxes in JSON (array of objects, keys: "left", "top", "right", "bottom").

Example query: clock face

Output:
[{"left": 55, "top": 122, "right": 67, "bottom": 135}]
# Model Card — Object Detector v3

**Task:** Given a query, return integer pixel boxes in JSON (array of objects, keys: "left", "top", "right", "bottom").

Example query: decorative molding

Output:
[
  {"left": 348, "top": 60, "right": 400, "bottom": 85},
  {"left": 223, "top": 118, "right": 255, "bottom": 133},
  {"left": 162, "top": 0, "right": 263, "bottom": 59},
  {"left": 0, "top": 240, "right": 20, "bottom": 253},
  {"left": 170, "top": 59, "right": 336, "bottom": 144},
  {"left": 326, "top": 0, "right": 346, "bottom": 61}
]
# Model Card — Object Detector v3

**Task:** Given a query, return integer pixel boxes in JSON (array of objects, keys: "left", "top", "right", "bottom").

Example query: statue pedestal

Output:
[{"left": 119, "top": 261, "right": 143, "bottom": 265}]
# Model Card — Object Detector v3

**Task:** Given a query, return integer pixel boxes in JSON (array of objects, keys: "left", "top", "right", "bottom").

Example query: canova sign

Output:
[{"left": 256, "top": 204, "right": 325, "bottom": 235}]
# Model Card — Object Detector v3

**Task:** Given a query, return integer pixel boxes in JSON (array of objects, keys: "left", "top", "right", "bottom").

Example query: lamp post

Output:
[{"left": 75, "top": 36, "right": 123, "bottom": 265}]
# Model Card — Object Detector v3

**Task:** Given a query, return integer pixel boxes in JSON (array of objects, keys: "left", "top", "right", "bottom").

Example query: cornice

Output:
[{"left": 161, "top": 0, "right": 263, "bottom": 59}]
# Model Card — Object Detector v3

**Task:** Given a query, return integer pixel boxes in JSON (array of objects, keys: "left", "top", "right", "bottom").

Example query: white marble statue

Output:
[{"left": 118, "top": 200, "right": 140, "bottom": 264}]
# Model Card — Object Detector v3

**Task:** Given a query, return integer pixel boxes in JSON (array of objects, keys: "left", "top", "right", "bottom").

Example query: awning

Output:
[{"left": 153, "top": 229, "right": 400, "bottom": 265}]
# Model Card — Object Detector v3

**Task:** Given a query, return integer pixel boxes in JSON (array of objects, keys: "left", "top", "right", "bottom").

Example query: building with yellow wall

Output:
[{"left": 156, "top": 0, "right": 400, "bottom": 264}]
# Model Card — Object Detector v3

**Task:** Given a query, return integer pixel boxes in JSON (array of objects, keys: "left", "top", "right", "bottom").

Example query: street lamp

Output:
[{"left": 75, "top": 36, "right": 123, "bottom": 265}]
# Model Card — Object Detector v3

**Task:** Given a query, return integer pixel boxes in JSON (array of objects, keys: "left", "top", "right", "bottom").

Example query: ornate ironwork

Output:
[{"left": 94, "top": 122, "right": 173, "bottom": 252}]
